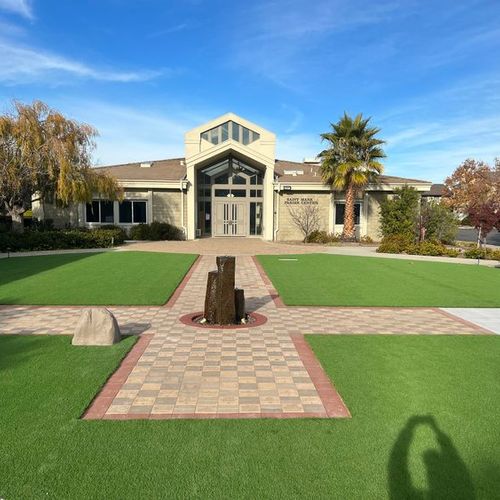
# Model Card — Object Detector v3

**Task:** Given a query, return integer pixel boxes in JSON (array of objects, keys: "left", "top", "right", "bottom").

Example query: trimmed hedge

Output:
[
  {"left": 464, "top": 247, "right": 500, "bottom": 260},
  {"left": 377, "top": 234, "right": 500, "bottom": 260},
  {"left": 377, "top": 235, "right": 459, "bottom": 257},
  {"left": 0, "top": 228, "right": 125, "bottom": 252},
  {"left": 305, "top": 230, "right": 340, "bottom": 244},
  {"left": 129, "top": 222, "right": 184, "bottom": 241}
]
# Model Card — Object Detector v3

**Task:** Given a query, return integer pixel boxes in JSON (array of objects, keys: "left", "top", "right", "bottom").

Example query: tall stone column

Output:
[{"left": 215, "top": 256, "right": 236, "bottom": 325}]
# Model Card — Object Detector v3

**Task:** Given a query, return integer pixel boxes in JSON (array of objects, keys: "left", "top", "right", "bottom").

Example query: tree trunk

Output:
[
  {"left": 343, "top": 183, "right": 356, "bottom": 241},
  {"left": 8, "top": 205, "right": 25, "bottom": 233}
]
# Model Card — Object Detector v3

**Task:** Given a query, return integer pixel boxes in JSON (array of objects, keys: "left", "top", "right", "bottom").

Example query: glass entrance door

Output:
[{"left": 214, "top": 200, "right": 246, "bottom": 236}]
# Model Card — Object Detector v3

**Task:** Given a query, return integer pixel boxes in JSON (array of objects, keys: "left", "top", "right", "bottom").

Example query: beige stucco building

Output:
[{"left": 33, "top": 113, "right": 432, "bottom": 241}]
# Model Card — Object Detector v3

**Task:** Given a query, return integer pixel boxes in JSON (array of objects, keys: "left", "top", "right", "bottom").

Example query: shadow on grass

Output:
[
  {"left": 0, "top": 252, "right": 96, "bottom": 289},
  {"left": 388, "top": 415, "right": 475, "bottom": 499},
  {"left": 0, "top": 335, "right": 42, "bottom": 372}
]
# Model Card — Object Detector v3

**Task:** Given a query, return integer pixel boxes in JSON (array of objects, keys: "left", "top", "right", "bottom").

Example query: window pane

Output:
[
  {"left": 221, "top": 122, "right": 229, "bottom": 142},
  {"left": 232, "top": 122, "right": 240, "bottom": 141},
  {"left": 133, "top": 201, "right": 147, "bottom": 223},
  {"left": 100, "top": 201, "right": 114, "bottom": 223},
  {"left": 205, "top": 201, "right": 211, "bottom": 234},
  {"left": 86, "top": 201, "right": 100, "bottom": 222},
  {"left": 232, "top": 174, "right": 246, "bottom": 185},
  {"left": 231, "top": 189, "right": 246, "bottom": 198},
  {"left": 214, "top": 172, "right": 229, "bottom": 184},
  {"left": 335, "top": 204, "right": 345, "bottom": 225},
  {"left": 210, "top": 128, "right": 219, "bottom": 145},
  {"left": 242, "top": 127, "right": 250, "bottom": 145},
  {"left": 119, "top": 201, "right": 132, "bottom": 223},
  {"left": 335, "top": 203, "right": 361, "bottom": 225},
  {"left": 250, "top": 202, "right": 263, "bottom": 235},
  {"left": 201, "top": 131, "right": 209, "bottom": 141},
  {"left": 215, "top": 189, "right": 230, "bottom": 197},
  {"left": 354, "top": 203, "right": 361, "bottom": 225}
]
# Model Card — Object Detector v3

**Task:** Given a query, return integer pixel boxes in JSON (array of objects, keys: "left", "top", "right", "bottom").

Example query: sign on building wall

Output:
[{"left": 284, "top": 196, "right": 319, "bottom": 206}]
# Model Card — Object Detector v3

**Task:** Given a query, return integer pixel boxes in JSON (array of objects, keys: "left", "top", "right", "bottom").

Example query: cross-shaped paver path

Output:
[{"left": 0, "top": 255, "right": 491, "bottom": 419}]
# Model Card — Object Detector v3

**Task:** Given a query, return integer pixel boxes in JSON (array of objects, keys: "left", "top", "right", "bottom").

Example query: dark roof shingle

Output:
[{"left": 94, "top": 158, "right": 186, "bottom": 181}]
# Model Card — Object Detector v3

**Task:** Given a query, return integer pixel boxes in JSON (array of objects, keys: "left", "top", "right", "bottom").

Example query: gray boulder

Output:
[{"left": 72, "top": 308, "right": 121, "bottom": 346}]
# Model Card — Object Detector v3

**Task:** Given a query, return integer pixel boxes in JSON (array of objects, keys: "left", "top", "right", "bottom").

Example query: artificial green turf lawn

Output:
[
  {"left": 258, "top": 253, "right": 500, "bottom": 307},
  {"left": 0, "top": 335, "right": 498, "bottom": 499},
  {"left": 0, "top": 251, "right": 197, "bottom": 305}
]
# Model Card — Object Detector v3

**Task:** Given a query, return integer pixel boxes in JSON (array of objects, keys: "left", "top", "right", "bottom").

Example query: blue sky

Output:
[{"left": 0, "top": 0, "right": 499, "bottom": 182}]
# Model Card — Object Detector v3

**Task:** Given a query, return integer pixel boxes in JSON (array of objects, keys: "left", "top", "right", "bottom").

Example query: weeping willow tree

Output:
[
  {"left": 319, "top": 113, "right": 386, "bottom": 240},
  {"left": 0, "top": 100, "right": 121, "bottom": 231}
]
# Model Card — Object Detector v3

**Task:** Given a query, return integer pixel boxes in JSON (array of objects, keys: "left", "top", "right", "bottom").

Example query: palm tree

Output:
[{"left": 319, "top": 112, "right": 386, "bottom": 241}]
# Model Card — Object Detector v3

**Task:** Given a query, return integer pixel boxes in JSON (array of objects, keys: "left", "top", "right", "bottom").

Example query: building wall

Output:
[
  {"left": 152, "top": 189, "right": 183, "bottom": 227},
  {"left": 31, "top": 199, "right": 79, "bottom": 228},
  {"left": 365, "top": 192, "right": 387, "bottom": 241},
  {"left": 275, "top": 191, "right": 331, "bottom": 241}
]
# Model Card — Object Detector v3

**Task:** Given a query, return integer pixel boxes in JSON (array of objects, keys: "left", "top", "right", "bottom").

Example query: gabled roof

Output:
[
  {"left": 94, "top": 158, "right": 186, "bottom": 181},
  {"left": 274, "top": 160, "right": 431, "bottom": 185},
  {"left": 422, "top": 183, "right": 446, "bottom": 196},
  {"left": 94, "top": 157, "right": 431, "bottom": 186}
]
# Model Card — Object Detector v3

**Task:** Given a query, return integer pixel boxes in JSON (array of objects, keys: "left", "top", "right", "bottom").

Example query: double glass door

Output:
[{"left": 214, "top": 200, "right": 246, "bottom": 236}]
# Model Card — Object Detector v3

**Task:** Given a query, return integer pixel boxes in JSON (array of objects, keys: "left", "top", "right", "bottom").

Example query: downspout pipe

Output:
[
  {"left": 273, "top": 182, "right": 281, "bottom": 241},
  {"left": 180, "top": 179, "right": 186, "bottom": 238}
]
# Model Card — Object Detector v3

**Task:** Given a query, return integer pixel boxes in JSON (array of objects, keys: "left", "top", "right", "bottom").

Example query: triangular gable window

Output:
[{"left": 201, "top": 121, "right": 260, "bottom": 146}]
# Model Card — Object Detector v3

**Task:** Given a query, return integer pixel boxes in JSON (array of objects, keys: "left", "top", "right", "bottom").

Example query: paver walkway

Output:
[{"left": 0, "top": 255, "right": 492, "bottom": 419}]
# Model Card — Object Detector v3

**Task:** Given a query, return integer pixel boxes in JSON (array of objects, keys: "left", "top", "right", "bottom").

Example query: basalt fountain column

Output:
[{"left": 203, "top": 256, "right": 246, "bottom": 325}]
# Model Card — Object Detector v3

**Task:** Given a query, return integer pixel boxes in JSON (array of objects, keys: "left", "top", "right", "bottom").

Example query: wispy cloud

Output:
[
  {"left": 0, "top": 39, "right": 170, "bottom": 84},
  {"left": 56, "top": 100, "right": 201, "bottom": 165},
  {"left": 147, "top": 23, "right": 188, "bottom": 39},
  {"left": 384, "top": 115, "right": 500, "bottom": 181},
  {"left": 0, "top": 0, "right": 33, "bottom": 19},
  {"left": 230, "top": 0, "right": 409, "bottom": 89}
]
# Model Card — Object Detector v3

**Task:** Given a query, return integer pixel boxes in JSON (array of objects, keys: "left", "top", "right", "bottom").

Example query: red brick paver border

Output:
[
  {"left": 252, "top": 256, "right": 285, "bottom": 307},
  {"left": 164, "top": 255, "right": 202, "bottom": 307},
  {"left": 291, "top": 334, "right": 351, "bottom": 418},
  {"left": 83, "top": 334, "right": 154, "bottom": 419}
]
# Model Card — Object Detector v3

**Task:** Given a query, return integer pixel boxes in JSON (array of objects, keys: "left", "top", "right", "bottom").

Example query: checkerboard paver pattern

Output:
[{"left": 0, "top": 254, "right": 491, "bottom": 419}]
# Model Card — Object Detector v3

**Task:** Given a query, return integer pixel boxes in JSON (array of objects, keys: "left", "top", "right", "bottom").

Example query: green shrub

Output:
[
  {"left": 306, "top": 230, "right": 340, "bottom": 244},
  {"left": 99, "top": 224, "right": 128, "bottom": 241},
  {"left": 421, "top": 202, "right": 459, "bottom": 244},
  {"left": 380, "top": 186, "right": 420, "bottom": 238},
  {"left": 464, "top": 248, "right": 487, "bottom": 259},
  {"left": 129, "top": 222, "right": 184, "bottom": 241},
  {"left": 129, "top": 224, "right": 150, "bottom": 240},
  {"left": 377, "top": 235, "right": 459, "bottom": 257},
  {"left": 31, "top": 218, "right": 55, "bottom": 232},
  {"left": 415, "top": 241, "right": 449, "bottom": 256},
  {"left": 464, "top": 247, "right": 500, "bottom": 260},
  {"left": 0, "top": 228, "right": 124, "bottom": 252},
  {"left": 359, "top": 235, "right": 374, "bottom": 245},
  {"left": 377, "top": 234, "right": 415, "bottom": 254}
]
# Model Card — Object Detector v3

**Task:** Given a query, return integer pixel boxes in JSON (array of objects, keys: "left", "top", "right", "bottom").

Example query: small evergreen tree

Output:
[
  {"left": 420, "top": 201, "right": 459, "bottom": 244},
  {"left": 379, "top": 186, "right": 420, "bottom": 239}
]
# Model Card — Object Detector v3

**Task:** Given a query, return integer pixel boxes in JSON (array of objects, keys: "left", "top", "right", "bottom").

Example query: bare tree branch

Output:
[{"left": 288, "top": 203, "right": 321, "bottom": 242}]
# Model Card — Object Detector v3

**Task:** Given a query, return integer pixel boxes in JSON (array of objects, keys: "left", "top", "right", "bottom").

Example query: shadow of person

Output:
[{"left": 388, "top": 415, "right": 475, "bottom": 500}]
